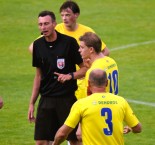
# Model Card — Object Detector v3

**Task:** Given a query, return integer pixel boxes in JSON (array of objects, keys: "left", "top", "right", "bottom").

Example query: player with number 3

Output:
[{"left": 52, "top": 69, "right": 142, "bottom": 145}]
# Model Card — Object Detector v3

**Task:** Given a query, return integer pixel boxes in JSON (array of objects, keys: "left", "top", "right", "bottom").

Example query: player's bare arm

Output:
[
  {"left": 74, "top": 62, "right": 87, "bottom": 79},
  {"left": 131, "top": 123, "right": 142, "bottom": 133},
  {"left": 52, "top": 125, "right": 73, "bottom": 145}
]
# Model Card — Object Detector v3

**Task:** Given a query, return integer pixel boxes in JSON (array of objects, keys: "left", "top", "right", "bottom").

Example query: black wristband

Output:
[{"left": 69, "top": 72, "right": 74, "bottom": 80}]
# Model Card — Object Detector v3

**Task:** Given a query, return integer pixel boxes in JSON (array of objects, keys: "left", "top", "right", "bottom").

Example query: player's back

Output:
[
  {"left": 80, "top": 93, "right": 126, "bottom": 145},
  {"left": 85, "top": 56, "right": 119, "bottom": 95}
]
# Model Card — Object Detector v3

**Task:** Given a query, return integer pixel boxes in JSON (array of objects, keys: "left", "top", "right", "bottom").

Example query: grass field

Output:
[{"left": 0, "top": 0, "right": 155, "bottom": 145}]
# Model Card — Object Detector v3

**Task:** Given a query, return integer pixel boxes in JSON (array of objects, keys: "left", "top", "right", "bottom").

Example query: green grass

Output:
[{"left": 0, "top": 0, "right": 155, "bottom": 144}]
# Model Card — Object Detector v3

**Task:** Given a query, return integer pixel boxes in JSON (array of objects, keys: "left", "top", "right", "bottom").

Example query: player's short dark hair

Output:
[
  {"left": 89, "top": 69, "right": 107, "bottom": 87},
  {"left": 60, "top": 1, "right": 80, "bottom": 14},
  {"left": 38, "top": 10, "right": 56, "bottom": 21},
  {"left": 79, "top": 32, "right": 102, "bottom": 54}
]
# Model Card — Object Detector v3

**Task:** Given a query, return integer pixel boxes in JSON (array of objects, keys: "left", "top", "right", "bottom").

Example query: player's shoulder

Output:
[
  {"left": 78, "top": 23, "right": 95, "bottom": 32},
  {"left": 91, "top": 57, "right": 110, "bottom": 66},
  {"left": 76, "top": 96, "right": 90, "bottom": 104},
  {"left": 106, "top": 93, "right": 126, "bottom": 102},
  {"left": 57, "top": 30, "right": 76, "bottom": 41},
  {"left": 104, "top": 56, "right": 117, "bottom": 63},
  {"left": 55, "top": 23, "right": 64, "bottom": 29},
  {"left": 72, "top": 98, "right": 86, "bottom": 109}
]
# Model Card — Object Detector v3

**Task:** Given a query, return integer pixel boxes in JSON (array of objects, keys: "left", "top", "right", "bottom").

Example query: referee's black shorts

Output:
[{"left": 34, "top": 95, "right": 78, "bottom": 141}]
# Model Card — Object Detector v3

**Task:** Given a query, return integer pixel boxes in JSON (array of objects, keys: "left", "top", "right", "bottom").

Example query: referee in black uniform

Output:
[{"left": 28, "top": 10, "right": 87, "bottom": 145}]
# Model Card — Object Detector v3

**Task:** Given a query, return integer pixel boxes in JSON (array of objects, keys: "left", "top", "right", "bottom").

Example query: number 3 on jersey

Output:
[
  {"left": 101, "top": 108, "right": 113, "bottom": 135},
  {"left": 108, "top": 70, "right": 118, "bottom": 95}
]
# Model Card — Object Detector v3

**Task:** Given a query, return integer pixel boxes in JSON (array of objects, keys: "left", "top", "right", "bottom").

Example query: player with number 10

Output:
[{"left": 79, "top": 32, "right": 119, "bottom": 96}]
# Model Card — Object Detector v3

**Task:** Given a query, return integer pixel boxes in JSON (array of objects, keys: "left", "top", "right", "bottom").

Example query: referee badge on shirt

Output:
[{"left": 57, "top": 58, "right": 65, "bottom": 69}]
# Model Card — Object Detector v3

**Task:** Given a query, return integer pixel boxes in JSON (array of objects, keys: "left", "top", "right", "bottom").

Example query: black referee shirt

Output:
[{"left": 33, "top": 31, "right": 83, "bottom": 97}]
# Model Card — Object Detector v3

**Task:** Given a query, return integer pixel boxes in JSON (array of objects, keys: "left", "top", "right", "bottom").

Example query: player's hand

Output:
[
  {"left": 123, "top": 126, "right": 132, "bottom": 134},
  {"left": 28, "top": 104, "right": 36, "bottom": 123},
  {"left": 83, "top": 58, "right": 91, "bottom": 68},
  {"left": 54, "top": 72, "right": 72, "bottom": 83}
]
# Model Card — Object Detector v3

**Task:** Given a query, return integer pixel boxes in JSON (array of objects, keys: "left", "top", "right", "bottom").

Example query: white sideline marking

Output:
[
  {"left": 111, "top": 40, "right": 155, "bottom": 51},
  {"left": 127, "top": 99, "right": 155, "bottom": 107},
  {"left": 110, "top": 40, "right": 155, "bottom": 107}
]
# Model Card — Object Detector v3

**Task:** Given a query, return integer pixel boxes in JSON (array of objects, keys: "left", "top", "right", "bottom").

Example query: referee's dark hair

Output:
[{"left": 38, "top": 10, "right": 56, "bottom": 22}]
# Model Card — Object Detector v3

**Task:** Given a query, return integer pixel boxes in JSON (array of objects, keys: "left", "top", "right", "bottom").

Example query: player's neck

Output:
[
  {"left": 91, "top": 87, "right": 106, "bottom": 93},
  {"left": 65, "top": 23, "right": 78, "bottom": 31},
  {"left": 90, "top": 52, "right": 104, "bottom": 64}
]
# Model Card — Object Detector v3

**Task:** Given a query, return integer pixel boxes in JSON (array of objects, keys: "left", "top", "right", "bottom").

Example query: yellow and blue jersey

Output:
[
  {"left": 65, "top": 93, "right": 139, "bottom": 145},
  {"left": 85, "top": 56, "right": 119, "bottom": 96}
]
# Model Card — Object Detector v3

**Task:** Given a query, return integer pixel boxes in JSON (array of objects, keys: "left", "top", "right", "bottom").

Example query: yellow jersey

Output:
[
  {"left": 55, "top": 23, "right": 107, "bottom": 99},
  {"left": 85, "top": 56, "right": 119, "bottom": 96},
  {"left": 65, "top": 93, "right": 140, "bottom": 145},
  {"left": 55, "top": 23, "right": 106, "bottom": 49}
]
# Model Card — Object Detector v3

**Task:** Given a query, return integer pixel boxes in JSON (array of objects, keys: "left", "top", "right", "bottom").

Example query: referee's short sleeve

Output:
[{"left": 70, "top": 38, "right": 83, "bottom": 65}]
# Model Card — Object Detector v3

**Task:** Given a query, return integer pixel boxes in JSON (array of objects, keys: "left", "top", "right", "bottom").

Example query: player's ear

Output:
[
  {"left": 89, "top": 47, "right": 94, "bottom": 54},
  {"left": 75, "top": 13, "right": 79, "bottom": 18}
]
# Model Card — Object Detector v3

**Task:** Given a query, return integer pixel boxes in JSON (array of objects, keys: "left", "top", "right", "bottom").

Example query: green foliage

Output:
[{"left": 0, "top": 0, "right": 155, "bottom": 145}]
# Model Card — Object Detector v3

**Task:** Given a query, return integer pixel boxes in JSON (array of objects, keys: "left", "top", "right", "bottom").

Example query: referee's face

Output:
[{"left": 38, "top": 15, "right": 56, "bottom": 37}]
